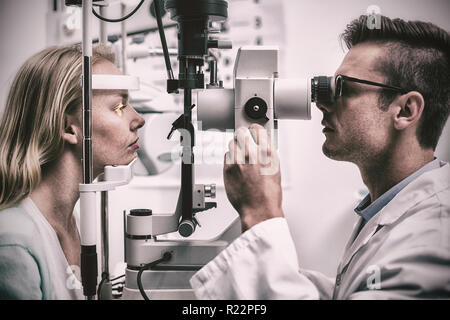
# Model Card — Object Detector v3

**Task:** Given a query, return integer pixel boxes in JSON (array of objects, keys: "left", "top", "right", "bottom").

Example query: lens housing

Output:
[
  {"left": 165, "top": 0, "right": 228, "bottom": 21},
  {"left": 311, "top": 76, "right": 333, "bottom": 103}
]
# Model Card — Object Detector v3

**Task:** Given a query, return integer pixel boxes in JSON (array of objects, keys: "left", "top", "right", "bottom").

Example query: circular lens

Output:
[{"left": 311, "top": 76, "right": 333, "bottom": 103}]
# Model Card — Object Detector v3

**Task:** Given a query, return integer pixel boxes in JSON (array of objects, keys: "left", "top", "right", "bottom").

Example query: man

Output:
[{"left": 189, "top": 15, "right": 450, "bottom": 299}]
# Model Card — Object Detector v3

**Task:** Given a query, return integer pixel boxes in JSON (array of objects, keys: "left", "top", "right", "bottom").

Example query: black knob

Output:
[
  {"left": 150, "top": 0, "right": 166, "bottom": 19},
  {"left": 107, "top": 35, "right": 119, "bottom": 43},
  {"left": 130, "top": 209, "right": 152, "bottom": 216},
  {"left": 244, "top": 97, "right": 268, "bottom": 120},
  {"left": 178, "top": 219, "right": 195, "bottom": 237}
]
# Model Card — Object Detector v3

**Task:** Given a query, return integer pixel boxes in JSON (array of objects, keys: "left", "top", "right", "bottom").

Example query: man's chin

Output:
[{"left": 322, "top": 143, "right": 347, "bottom": 161}]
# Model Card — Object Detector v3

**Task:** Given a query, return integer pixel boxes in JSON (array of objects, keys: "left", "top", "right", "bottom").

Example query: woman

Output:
[{"left": 0, "top": 44, "right": 145, "bottom": 299}]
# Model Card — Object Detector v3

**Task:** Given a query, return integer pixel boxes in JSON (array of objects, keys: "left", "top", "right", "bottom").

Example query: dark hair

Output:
[{"left": 341, "top": 15, "right": 450, "bottom": 150}]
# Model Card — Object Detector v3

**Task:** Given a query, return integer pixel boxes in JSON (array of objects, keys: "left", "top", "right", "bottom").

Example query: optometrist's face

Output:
[
  {"left": 90, "top": 59, "right": 145, "bottom": 175},
  {"left": 316, "top": 42, "right": 396, "bottom": 165}
]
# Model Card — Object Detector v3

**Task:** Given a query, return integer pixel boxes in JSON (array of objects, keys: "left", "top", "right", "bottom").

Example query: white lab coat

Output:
[{"left": 190, "top": 161, "right": 450, "bottom": 299}]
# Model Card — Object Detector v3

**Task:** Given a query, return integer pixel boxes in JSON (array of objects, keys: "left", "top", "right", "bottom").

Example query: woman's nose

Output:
[{"left": 130, "top": 107, "right": 145, "bottom": 131}]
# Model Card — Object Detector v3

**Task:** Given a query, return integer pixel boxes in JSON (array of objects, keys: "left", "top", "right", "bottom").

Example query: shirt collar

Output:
[{"left": 354, "top": 158, "right": 441, "bottom": 222}]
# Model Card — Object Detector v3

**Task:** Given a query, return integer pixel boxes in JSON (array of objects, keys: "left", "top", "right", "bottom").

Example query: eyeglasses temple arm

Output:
[{"left": 339, "top": 75, "right": 408, "bottom": 94}]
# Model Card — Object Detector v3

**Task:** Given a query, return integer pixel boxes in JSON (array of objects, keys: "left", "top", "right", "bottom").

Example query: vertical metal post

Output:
[
  {"left": 99, "top": 6, "right": 108, "bottom": 44},
  {"left": 81, "top": 0, "right": 97, "bottom": 300},
  {"left": 82, "top": 3, "right": 93, "bottom": 184},
  {"left": 209, "top": 59, "right": 217, "bottom": 86},
  {"left": 99, "top": 190, "right": 112, "bottom": 300},
  {"left": 101, "top": 191, "right": 109, "bottom": 278},
  {"left": 178, "top": 62, "right": 196, "bottom": 236},
  {"left": 123, "top": 210, "right": 127, "bottom": 263},
  {"left": 121, "top": 2, "right": 127, "bottom": 74},
  {"left": 181, "top": 87, "right": 194, "bottom": 222}
]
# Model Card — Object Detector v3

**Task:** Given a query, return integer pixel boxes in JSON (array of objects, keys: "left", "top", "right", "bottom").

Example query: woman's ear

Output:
[
  {"left": 393, "top": 91, "right": 425, "bottom": 131},
  {"left": 62, "top": 114, "right": 80, "bottom": 145}
]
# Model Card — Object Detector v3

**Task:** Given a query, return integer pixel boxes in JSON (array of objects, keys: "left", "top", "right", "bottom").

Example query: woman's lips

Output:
[
  {"left": 129, "top": 142, "right": 140, "bottom": 150},
  {"left": 128, "top": 138, "right": 139, "bottom": 150}
]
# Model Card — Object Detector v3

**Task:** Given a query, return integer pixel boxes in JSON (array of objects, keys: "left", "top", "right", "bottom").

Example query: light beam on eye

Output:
[{"left": 114, "top": 103, "right": 126, "bottom": 116}]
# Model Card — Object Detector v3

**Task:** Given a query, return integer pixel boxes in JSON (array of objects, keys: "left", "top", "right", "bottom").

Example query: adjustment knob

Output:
[
  {"left": 204, "top": 184, "right": 216, "bottom": 198},
  {"left": 244, "top": 97, "right": 268, "bottom": 121},
  {"left": 178, "top": 219, "right": 195, "bottom": 237}
]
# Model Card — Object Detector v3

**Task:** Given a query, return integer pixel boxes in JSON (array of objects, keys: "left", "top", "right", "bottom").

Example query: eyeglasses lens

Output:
[{"left": 335, "top": 76, "right": 343, "bottom": 98}]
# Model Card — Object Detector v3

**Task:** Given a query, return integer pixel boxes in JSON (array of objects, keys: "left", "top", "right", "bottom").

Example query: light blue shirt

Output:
[
  {"left": 0, "top": 198, "right": 83, "bottom": 300},
  {"left": 354, "top": 158, "right": 441, "bottom": 222}
]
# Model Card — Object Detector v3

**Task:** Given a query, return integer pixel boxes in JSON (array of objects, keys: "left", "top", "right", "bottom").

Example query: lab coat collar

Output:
[
  {"left": 338, "top": 161, "right": 449, "bottom": 274},
  {"left": 375, "top": 161, "right": 448, "bottom": 226}
]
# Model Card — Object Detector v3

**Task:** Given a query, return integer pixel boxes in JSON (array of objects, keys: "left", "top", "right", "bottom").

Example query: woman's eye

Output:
[{"left": 114, "top": 103, "right": 127, "bottom": 116}]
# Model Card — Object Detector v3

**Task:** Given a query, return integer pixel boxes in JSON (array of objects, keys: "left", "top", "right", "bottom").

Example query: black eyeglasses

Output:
[{"left": 334, "top": 74, "right": 408, "bottom": 99}]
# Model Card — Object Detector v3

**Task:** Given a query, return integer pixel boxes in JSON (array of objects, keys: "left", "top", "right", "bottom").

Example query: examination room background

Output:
[{"left": 0, "top": 0, "right": 449, "bottom": 279}]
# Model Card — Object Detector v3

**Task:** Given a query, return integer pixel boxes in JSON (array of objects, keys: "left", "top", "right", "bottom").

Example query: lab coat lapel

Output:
[
  {"left": 338, "top": 162, "right": 449, "bottom": 274},
  {"left": 343, "top": 217, "right": 364, "bottom": 253},
  {"left": 339, "top": 217, "right": 381, "bottom": 274}
]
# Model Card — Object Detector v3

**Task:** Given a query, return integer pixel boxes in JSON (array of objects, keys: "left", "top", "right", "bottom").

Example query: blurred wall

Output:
[{"left": 0, "top": 0, "right": 48, "bottom": 117}]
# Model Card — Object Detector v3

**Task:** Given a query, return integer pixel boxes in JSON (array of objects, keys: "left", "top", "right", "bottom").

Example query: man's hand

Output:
[{"left": 223, "top": 123, "right": 284, "bottom": 231}]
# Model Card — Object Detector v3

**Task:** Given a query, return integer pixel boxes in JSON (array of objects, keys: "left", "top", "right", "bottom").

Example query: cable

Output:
[
  {"left": 112, "top": 283, "right": 124, "bottom": 299},
  {"left": 110, "top": 274, "right": 125, "bottom": 282},
  {"left": 153, "top": 0, "right": 175, "bottom": 80},
  {"left": 112, "top": 281, "right": 125, "bottom": 287},
  {"left": 137, "top": 252, "right": 172, "bottom": 300},
  {"left": 92, "top": 0, "right": 145, "bottom": 23},
  {"left": 97, "top": 273, "right": 125, "bottom": 299}
]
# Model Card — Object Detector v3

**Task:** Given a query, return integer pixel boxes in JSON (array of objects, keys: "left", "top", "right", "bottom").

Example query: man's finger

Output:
[
  {"left": 224, "top": 151, "right": 233, "bottom": 166},
  {"left": 249, "top": 125, "right": 272, "bottom": 165},
  {"left": 248, "top": 123, "right": 265, "bottom": 145},
  {"left": 227, "top": 138, "right": 247, "bottom": 164},
  {"left": 226, "top": 139, "right": 237, "bottom": 164},
  {"left": 235, "top": 127, "right": 258, "bottom": 164}
]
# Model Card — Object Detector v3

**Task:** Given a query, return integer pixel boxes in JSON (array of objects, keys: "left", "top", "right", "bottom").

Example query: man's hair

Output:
[{"left": 341, "top": 15, "right": 450, "bottom": 150}]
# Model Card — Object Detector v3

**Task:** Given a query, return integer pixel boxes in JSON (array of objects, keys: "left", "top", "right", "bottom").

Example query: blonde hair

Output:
[{"left": 0, "top": 44, "right": 115, "bottom": 210}]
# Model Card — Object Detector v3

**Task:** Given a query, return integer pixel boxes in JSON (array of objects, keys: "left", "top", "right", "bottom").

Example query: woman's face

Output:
[{"left": 89, "top": 59, "right": 145, "bottom": 175}]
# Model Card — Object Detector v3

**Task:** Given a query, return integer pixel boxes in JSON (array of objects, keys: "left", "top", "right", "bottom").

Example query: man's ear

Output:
[
  {"left": 393, "top": 91, "right": 425, "bottom": 131},
  {"left": 62, "top": 114, "right": 80, "bottom": 145}
]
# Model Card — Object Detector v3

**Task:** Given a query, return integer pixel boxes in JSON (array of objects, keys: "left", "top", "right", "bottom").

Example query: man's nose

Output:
[{"left": 315, "top": 101, "right": 333, "bottom": 113}]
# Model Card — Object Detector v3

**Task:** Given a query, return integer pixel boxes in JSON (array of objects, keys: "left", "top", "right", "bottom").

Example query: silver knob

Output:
[
  {"left": 217, "top": 40, "right": 232, "bottom": 49},
  {"left": 204, "top": 184, "right": 216, "bottom": 198}
]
